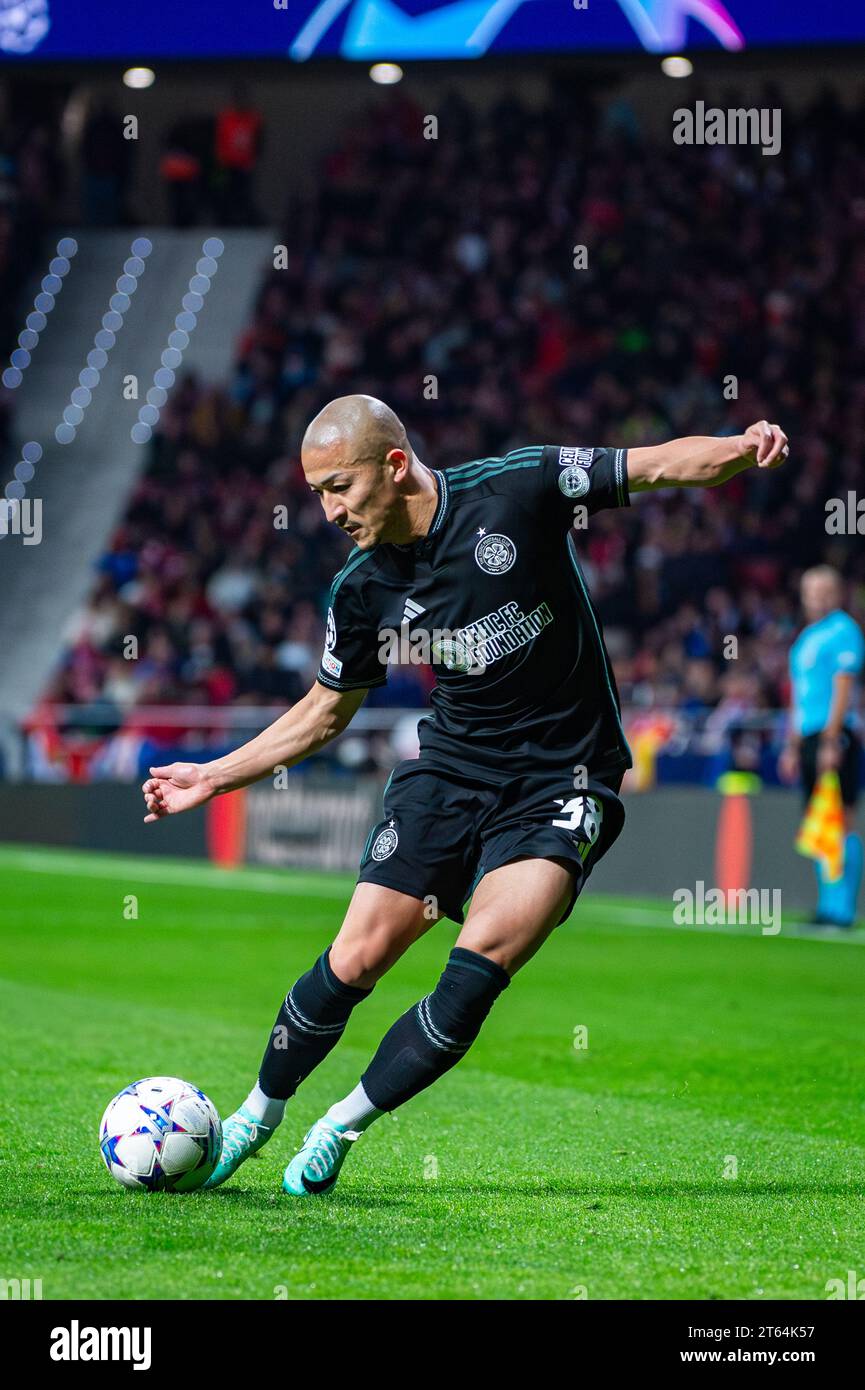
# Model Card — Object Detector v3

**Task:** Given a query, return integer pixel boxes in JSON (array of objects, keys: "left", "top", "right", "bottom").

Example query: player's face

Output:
[
  {"left": 303, "top": 454, "right": 395, "bottom": 549},
  {"left": 801, "top": 573, "right": 840, "bottom": 623}
]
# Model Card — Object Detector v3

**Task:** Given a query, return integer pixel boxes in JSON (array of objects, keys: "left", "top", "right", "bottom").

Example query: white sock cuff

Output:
[
  {"left": 245, "top": 1083, "right": 287, "bottom": 1129},
  {"left": 326, "top": 1081, "right": 383, "bottom": 1132}
]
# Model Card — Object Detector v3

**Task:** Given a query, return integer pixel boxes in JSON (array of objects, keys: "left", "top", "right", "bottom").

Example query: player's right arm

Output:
[
  {"left": 142, "top": 551, "right": 386, "bottom": 822},
  {"left": 141, "top": 682, "right": 366, "bottom": 821}
]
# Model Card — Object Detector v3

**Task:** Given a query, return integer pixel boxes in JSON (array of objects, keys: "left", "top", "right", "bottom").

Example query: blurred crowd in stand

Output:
[{"left": 11, "top": 80, "right": 865, "bottom": 783}]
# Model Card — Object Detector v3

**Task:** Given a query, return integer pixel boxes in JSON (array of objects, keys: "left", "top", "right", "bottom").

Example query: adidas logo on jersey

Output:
[{"left": 402, "top": 598, "right": 426, "bottom": 625}]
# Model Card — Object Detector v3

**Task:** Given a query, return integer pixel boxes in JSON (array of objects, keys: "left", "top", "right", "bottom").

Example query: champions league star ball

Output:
[{"left": 99, "top": 1077, "right": 222, "bottom": 1192}]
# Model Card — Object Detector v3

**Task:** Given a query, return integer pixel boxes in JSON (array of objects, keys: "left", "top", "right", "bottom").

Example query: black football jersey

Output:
[{"left": 316, "top": 445, "right": 633, "bottom": 777}]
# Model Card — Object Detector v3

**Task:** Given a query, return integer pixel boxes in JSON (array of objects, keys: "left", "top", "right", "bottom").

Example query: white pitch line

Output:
[
  {"left": 0, "top": 847, "right": 353, "bottom": 898},
  {"left": 584, "top": 898, "right": 865, "bottom": 945},
  {"left": 2, "top": 846, "right": 862, "bottom": 945}
]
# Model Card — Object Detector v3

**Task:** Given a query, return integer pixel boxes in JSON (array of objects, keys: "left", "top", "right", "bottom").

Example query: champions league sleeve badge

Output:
[{"left": 558, "top": 466, "right": 591, "bottom": 498}]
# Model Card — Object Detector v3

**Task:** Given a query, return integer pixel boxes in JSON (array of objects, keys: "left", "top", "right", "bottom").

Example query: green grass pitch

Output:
[{"left": 1, "top": 842, "right": 863, "bottom": 1301}]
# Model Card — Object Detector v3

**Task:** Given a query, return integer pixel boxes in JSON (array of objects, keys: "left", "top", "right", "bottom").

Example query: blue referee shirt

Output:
[{"left": 789, "top": 609, "right": 865, "bottom": 737}]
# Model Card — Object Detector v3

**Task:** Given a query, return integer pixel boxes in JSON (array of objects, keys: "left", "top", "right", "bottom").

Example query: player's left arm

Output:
[{"left": 627, "top": 420, "right": 788, "bottom": 492}]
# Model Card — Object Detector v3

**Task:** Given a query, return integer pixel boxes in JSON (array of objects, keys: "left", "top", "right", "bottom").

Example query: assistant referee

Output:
[{"left": 780, "top": 566, "right": 864, "bottom": 926}]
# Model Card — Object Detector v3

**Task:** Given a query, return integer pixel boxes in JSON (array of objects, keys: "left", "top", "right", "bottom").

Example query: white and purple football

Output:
[{"left": 99, "top": 1076, "right": 221, "bottom": 1192}]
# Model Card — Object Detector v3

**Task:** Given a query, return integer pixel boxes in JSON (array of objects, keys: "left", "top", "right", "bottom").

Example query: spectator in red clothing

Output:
[
  {"left": 159, "top": 119, "right": 205, "bottom": 229},
  {"left": 214, "top": 84, "right": 263, "bottom": 226}
]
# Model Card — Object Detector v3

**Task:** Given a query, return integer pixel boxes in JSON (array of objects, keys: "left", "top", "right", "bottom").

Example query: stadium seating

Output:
[{"left": 9, "top": 84, "right": 865, "bottom": 779}]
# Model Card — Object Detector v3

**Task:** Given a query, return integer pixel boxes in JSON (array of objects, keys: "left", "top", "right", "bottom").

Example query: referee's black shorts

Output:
[
  {"left": 800, "top": 728, "right": 862, "bottom": 807},
  {"left": 356, "top": 757, "right": 626, "bottom": 927}
]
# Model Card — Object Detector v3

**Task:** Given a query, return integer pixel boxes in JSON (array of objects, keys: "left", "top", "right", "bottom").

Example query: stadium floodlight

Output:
[
  {"left": 661, "top": 54, "right": 693, "bottom": 77},
  {"left": 369, "top": 61, "right": 403, "bottom": 84},
  {"left": 123, "top": 66, "right": 155, "bottom": 88}
]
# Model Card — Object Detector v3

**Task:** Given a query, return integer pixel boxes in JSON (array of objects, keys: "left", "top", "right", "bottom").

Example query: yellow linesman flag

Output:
[{"left": 795, "top": 770, "right": 845, "bottom": 883}]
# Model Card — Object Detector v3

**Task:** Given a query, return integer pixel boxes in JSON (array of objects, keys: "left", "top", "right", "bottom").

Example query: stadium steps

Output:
[{"left": 0, "top": 228, "right": 273, "bottom": 754}]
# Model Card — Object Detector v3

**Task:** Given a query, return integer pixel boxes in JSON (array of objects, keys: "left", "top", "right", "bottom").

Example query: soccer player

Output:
[
  {"left": 780, "top": 566, "right": 864, "bottom": 926},
  {"left": 141, "top": 398, "right": 788, "bottom": 1194}
]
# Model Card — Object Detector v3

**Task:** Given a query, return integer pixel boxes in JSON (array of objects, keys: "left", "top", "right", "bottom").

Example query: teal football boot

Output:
[
  {"left": 282, "top": 1118, "right": 361, "bottom": 1196},
  {"left": 203, "top": 1106, "right": 274, "bottom": 1189}
]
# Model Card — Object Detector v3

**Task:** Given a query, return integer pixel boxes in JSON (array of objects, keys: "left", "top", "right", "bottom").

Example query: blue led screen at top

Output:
[{"left": 0, "top": 0, "right": 857, "bottom": 61}]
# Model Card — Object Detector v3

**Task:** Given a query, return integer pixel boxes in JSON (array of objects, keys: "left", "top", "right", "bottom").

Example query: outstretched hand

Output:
[
  {"left": 141, "top": 762, "right": 215, "bottom": 823},
  {"left": 739, "top": 420, "right": 789, "bottom": 470}
]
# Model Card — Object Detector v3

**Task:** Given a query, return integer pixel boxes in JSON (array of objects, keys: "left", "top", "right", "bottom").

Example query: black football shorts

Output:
[
  {"left": 800, "top": 728, "right": 862, "bottom": 808},
  {"left": 356, "top": 757, "right": 626, "bottom": 927}
]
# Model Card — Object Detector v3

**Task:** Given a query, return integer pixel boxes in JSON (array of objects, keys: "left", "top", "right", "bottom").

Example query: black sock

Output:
[
  {"left": 258, "top": 948, "right": 372, "bottom": 1101},
  {"left": 360, "top": 947, "right": 511, "bottom": 1112}
]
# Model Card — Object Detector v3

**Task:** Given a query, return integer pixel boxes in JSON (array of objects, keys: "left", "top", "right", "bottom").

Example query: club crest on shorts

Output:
[
  {"left": 558, "top": 466, "right": 591, "bottom": 499},
  {"left": 474, "top": 532, "right": 516, "bottom": 575},
  {"left": 371, "top": 824, "right": 399, "bottom": 861}
]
